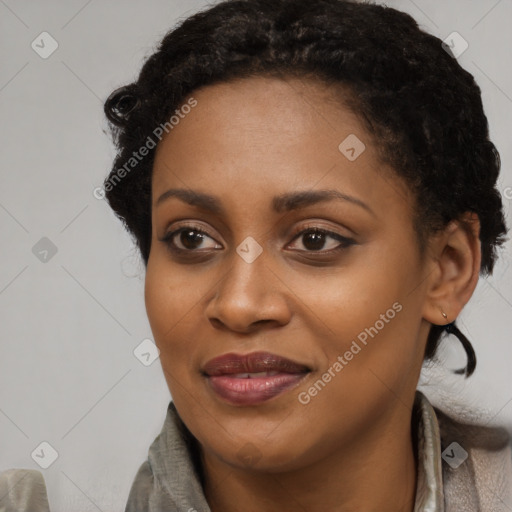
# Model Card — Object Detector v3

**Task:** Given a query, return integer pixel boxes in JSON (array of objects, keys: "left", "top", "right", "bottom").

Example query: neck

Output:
[{"left": 201, "top": 401, "right": 418, "bottom": 512}]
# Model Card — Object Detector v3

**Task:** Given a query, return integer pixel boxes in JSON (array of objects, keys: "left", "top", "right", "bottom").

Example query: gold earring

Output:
[{"left": 439, "top": 307, "right": 448, "bottom": 319}]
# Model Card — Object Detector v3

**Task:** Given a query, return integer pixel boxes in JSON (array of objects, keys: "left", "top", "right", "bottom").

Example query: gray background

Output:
[{"left": 1, "top": 1, "right": 511, "bottom": 510}]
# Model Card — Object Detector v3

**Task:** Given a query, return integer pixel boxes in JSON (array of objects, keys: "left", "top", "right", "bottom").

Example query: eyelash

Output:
[{"left": 160, "top": 223, "right": 355, "bottom": 256}]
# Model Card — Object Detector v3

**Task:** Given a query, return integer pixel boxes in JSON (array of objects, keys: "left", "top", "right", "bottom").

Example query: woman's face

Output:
[{"left": 145, "top": 76, "right": 432, "bottom": 472}]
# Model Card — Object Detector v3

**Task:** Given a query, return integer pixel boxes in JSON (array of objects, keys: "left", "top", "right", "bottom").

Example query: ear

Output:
[{"left": 422, "top": 212, "right": 481, "bottom": 325}]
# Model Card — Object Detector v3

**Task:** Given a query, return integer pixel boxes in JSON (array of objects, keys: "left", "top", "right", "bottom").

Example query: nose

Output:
[{"left": 205, "top": 249, "right": 292, "bottom": 334}]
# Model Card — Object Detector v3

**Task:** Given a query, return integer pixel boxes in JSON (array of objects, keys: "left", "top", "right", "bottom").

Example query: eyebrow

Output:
[{"left": 155, "top": 188, "right": 374, "bottom": 216}]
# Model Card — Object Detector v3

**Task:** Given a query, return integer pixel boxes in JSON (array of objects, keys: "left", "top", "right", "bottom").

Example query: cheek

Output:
[
  {"left": 303, "top": 242, "right": 418, "bottom": 336},
  {"left": 288, "top": 253, "right": 424, "bottom": 445},
  {"left": 301, "top": 240, "right": 425, "bottom": 392},
  {"left": 144, "top": 251, "right": 223, "bottom": 391},
  {"left": 144, "top": 255, "right": 197, "bottom": 356},
  {"left": 144, "top": 262, "right": 174, "bottom": 338}
]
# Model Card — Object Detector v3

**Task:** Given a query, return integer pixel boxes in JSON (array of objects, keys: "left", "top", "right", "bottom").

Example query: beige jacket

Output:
[{"left": 124, "top": 391, "right": 512, "bottom": 511}]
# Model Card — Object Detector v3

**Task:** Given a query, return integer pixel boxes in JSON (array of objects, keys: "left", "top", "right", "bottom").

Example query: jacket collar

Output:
[
  {"left": 413, "top": 390, "right": 444, "bottom": 512},
  {"left": 148, "top": 390, "right": 444, "bottom": 511}
]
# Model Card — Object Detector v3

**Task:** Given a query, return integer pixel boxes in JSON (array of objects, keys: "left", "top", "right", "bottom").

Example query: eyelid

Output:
[
  {"left": 286, "top": 225, "right": 356, "bottom": 252},
  {"left": 160, "top": 219, "right": 218, "bottom": 240},
  {"left": 288, "top": 221, "right": 355, "bottom": 240},
  {"left": 160, "top": 220, "right": 356, "bottom": 255},
  {"left": 160, "top": 223, "right": 220, "bottom": 246},
  {"left": 160, "top": 220, "right": 352, "bottom": 242}
]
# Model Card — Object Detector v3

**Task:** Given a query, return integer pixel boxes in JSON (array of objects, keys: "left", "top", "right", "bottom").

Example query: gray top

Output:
[{"left": 124, "top": 390, "right": 512, "bottom": 511}]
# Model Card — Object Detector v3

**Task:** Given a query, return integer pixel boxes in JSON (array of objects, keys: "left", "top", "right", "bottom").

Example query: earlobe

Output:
[{"left": 422, "top": 213, "right": 481, "bottom": 325}]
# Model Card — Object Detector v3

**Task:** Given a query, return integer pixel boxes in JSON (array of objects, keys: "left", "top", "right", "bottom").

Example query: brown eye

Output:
[
  {"left": 161, "top": 226, "right": 221, "bottom": 252},
  {"left": 288, "top": 228, "right": 355, "bottom": 253},
  {"left": 176, "top": 229, "right": 206, "bottom": 250}
]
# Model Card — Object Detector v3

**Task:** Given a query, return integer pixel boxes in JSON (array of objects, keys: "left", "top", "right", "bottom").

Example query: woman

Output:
[{"left": 101, "top": 0, "right": 511, "bottom": 510}]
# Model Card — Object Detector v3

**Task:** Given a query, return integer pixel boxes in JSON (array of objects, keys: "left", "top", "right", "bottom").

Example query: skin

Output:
[{"left": 144, "top": 75, "right": 481, "bottom": 512}]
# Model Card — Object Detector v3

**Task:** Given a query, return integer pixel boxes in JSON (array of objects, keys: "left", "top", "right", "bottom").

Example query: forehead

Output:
[
  {"left": 154, "top": 75, "right": 362, "bottom": 156},
  {"left": 151, "top": 75, "right": 411, "bottom": 218}
]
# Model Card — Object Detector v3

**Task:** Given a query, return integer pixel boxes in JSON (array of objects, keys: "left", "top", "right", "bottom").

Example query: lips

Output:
[
  {"left": 202, "top": 351, "right": 311, "bottom": 377},
  {"left": 202, "top": 351, "right": 311, "bottom": 406}
]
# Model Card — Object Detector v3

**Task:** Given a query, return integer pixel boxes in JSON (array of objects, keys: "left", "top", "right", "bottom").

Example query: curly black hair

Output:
[{"left": 102, "top": 0, "right": 508, "bottom": 377}]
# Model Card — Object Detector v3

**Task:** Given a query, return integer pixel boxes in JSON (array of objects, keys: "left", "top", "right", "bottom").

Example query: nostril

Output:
[{"left": 209, "top": 318, "right": 225, "bottom": 329}]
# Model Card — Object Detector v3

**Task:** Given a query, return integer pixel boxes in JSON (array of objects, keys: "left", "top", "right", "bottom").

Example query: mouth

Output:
[{"left": 201, "top": 351, "right": 311, "bottom": 406}]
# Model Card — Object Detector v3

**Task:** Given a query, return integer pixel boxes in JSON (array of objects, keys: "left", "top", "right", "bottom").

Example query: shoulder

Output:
[
  {"left": 0, "top": 468, "right": 51, "bottom": 512},
  {"left": 434, "top": 405, "right": 512, "bottom": 511},
  {"left": 124, "top": 460, "right": 179, "bottom": 512}
]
